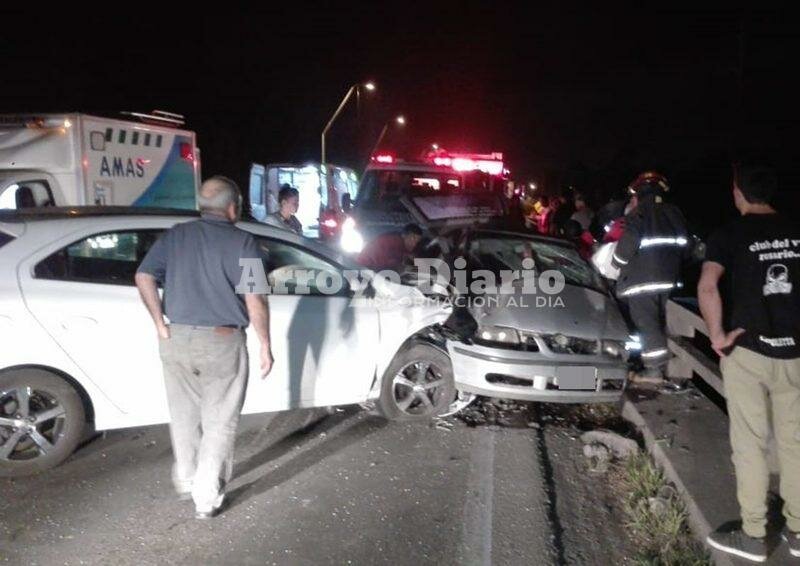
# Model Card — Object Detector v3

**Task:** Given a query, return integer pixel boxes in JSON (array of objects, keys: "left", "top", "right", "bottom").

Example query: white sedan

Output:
[{"left": 0, "top": 208, "right": 455, "bottom": 476}]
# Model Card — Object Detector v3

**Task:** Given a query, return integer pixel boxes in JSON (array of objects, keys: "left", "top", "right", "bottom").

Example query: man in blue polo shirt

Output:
[{"left": 135, "top": 175, "right": 273, "bottom": 519}]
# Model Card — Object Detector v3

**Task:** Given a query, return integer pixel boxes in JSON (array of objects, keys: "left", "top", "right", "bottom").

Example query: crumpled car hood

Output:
[{"left": 470, "top": 284, "right": 629, "bottom": 341}]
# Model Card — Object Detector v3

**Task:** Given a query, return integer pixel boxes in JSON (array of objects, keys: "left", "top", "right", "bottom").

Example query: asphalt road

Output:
[{"left": 0, "top": 405, "right": 634, "bottom": 566}]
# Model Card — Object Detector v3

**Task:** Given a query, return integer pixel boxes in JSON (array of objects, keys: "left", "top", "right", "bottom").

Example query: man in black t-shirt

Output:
[{"left": 699, "top": 162, "right": 800, "bottom": 561}]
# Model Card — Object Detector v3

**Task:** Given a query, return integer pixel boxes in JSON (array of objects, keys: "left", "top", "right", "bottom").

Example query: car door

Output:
[
  {"left": 240, "top": 234, "right": 380, "bottom": 413},
  {"left": 17, "top": 220, "right": 177, "bottom": 428}
]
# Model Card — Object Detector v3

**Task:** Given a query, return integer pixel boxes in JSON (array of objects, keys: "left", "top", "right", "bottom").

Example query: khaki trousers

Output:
[
  {"left": 159, "top": 325, "right": 248, "bottom": 512},
  {"left": 721, "top": 346, "right": 800, "bottom": 538}
]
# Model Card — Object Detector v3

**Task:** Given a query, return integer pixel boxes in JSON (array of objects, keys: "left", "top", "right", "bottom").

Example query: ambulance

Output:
[
  {"left": 249, "top": 162, "right": 358, "bottom": 238},
  {"left": 0, "top": 111, "right": 200, "bottom": 210}
]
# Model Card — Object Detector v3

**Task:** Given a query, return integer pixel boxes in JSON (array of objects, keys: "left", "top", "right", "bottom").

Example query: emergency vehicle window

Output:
[
  {"left": 34, "top": 230, "right": 163, "bottom": 286},
  {"left": 358, "top": 171, "right": 462, "bottom": 205},
  {"left": 0, "top": 181, "right": 55, "bottom": 210},
  {"left": 90, "top": 131, "right": 105, "bottom": 151},
  {"left": 255, "top": 237, "right": 349, "bottom": 296}
]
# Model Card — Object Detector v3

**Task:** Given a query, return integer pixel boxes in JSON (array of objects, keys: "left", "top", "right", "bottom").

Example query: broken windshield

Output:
[{"left": 467, "top": 234, "right": 606, "bottom": 293}]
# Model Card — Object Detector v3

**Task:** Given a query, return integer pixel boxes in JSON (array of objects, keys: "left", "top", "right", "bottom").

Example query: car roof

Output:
[
  {"left": 0, "top": 207, "right": 358, "bottom": 268},
  {"left": 0, "top": 206, "right": 200, "bottom": 223},
  {"left": 365, "top": 161, "right": 456, "bottom": 174}
]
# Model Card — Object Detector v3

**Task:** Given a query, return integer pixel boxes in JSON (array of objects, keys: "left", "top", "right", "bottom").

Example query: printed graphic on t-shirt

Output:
[
  {"left": 759, "top": 335, "right": 796, "bottom": 348},
  {"left": 707, "top": 217, "right": 800, "bottom": 359},
  {"left": 763, "top": 263, "right": 793, "bottom": 296},
  {"left": 749, "top": 237, "right": 800, "bottom": 261}
]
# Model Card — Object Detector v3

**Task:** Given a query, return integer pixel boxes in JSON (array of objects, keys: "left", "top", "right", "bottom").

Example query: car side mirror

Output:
[{"left": 342, "top": 193, "right": 352, "bottom": 212}]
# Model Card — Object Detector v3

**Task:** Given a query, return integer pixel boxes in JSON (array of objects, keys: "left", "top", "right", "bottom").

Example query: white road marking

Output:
[{"left": 461, "top": 428, "right": 495, "bottom": 566}]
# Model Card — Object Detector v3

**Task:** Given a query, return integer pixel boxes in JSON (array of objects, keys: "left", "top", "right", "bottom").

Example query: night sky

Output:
[{"left": 4, "top": 6, "right": 798, "bottom": 234}]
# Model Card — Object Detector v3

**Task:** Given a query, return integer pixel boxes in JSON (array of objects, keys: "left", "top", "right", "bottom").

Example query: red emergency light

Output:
[
  {"left": 372, "top": 154, "right": 395, "bottom": 164},
  {"left": 180, "top": 143, "right": 195, "bottom": 162},
  {"left": 426, "top": 150, "right": 504, "bottom": 176}
]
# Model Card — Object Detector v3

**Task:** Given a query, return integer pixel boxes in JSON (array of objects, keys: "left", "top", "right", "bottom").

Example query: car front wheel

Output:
[
  {"left": 0, "top": 369, "right": 85, "bottom": 477},
  {"left": 378, "top": 344, "right": 455, "bottom": 421}
]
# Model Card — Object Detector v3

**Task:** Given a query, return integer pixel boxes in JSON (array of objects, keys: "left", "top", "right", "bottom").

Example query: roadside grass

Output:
[{"left": 619, "top": 452, "right": 711, "bottom": 566}]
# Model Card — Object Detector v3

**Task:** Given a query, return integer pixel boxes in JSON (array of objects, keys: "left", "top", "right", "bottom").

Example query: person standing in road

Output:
[
  {"left": 134, "top": 176, "right": 273, "bottom": 520},
  {"left": 549, "top": 193, "right": 573, "bottom": 237},
  {"left": 570, "top": 192, "right": 594, "bottom": 231},
  {"left": 270, "top": 184, "right": 303, "bottom": 235},
  {"left": 611, "top": 172, "right": 688, "bottom": 382},
  {"left": 699, "top": 162, "right": 800, "bottom": 562}
]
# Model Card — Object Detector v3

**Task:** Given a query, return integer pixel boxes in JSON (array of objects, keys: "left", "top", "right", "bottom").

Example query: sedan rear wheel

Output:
[
  {"left": 378, "top": 344, "right": 455, "bottom": 421},
  {"left": 0, "top": 369, "right": 85, "bottom": 477}
]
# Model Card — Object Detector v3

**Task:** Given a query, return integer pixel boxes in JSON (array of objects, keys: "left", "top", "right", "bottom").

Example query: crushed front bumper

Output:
[{"left": 447, "top": 341, "right": 627, "bottom": 404}]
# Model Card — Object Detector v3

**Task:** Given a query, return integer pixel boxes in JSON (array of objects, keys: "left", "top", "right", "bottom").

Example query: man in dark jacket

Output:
[{"left": 611, "top": 172, "right": 688, "bottom": 380}]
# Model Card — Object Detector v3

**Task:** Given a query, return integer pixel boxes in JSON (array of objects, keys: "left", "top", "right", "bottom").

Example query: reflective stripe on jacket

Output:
[{"left": 611, "top": 195, "right": 688, "bottom": 297}]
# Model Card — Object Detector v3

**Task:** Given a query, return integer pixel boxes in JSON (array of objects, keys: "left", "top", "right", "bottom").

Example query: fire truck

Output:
[{"left": 333, "top": 149, "right": 509, "bottom": 253}]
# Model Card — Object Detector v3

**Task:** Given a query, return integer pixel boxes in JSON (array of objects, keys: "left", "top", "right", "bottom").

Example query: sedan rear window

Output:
[{"left": 34, "top": 230, "right": 163, "bottom": 285}]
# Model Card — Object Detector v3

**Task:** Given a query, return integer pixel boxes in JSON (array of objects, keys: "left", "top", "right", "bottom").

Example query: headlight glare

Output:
[
  {"left": 602, "top": 340, "right": 625, "bottom": 359},
  {"left": 340, "top": 219, "right": 364, "bottom": 254},
  {"left": 475, "top": 325, "right": 521, "bottom": 346}
]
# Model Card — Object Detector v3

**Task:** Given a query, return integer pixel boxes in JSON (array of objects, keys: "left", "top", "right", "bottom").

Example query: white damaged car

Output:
[
  {"left": 0, "top": 208, "right": 455, "bottom": 475},
  {"left": 444, "top": 229, "right": 630, "bottom": 403},
  {"left": 393, "top": 192, "right": 632, "bottom": 405}
]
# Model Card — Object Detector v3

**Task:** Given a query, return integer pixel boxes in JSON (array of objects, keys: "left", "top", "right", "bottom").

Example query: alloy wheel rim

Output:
[
  {"left": 0, "top": 386, "right": 66, "bottom": 462},
  {"left": 391, "top": 361, "right": 447, "bottom": 416}
]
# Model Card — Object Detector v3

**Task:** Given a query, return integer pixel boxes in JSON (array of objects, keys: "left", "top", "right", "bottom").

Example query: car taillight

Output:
[{"left": 319, "top": 210, "right": 341, "bottom": 239}]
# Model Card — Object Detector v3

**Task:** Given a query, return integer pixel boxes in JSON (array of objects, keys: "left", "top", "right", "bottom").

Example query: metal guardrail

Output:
[
  {"left": 665, "top": 299, "right": 783, "bottom": 470},
  {"left": 665, "top": 298, "right": 724, "bottom": 397}
]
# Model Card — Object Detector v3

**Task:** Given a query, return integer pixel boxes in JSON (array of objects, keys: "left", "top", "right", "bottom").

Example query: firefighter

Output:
[{"left": 611, "top": 172, "right": 689, "bottom": 381}]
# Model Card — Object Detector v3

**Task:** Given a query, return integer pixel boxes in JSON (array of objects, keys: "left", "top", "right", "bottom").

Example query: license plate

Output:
[{"left": 557, "top": 366, "right": 597, "bottom": 390}]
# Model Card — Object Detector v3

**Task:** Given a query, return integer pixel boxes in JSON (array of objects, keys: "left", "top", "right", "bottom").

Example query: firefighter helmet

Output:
[{"left": 628, "top": 171, "right": 670, "bottom": 196}]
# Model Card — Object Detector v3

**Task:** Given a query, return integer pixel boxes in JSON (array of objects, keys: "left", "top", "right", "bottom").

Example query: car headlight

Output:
[
  {"left": 602, "top": 340, "right": 626, "bottom": 359},
  {"left": 340, "top": 217, "right": 364, "bottom": 254},
  {"left": 625, "top": 334, "right": 642, "bottom": 352},
  {"left": 541, "top": 334, "right": 600, "bottom": 355},
  {"left": 475, "top": 325, "right": 521, "bottom": 347}
]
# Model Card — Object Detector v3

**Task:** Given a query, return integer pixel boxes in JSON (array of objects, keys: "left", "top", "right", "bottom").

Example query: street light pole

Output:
[
  {"left": 368, "top": 123, "right": 390, "bottom": 161},
  {"left": 321, "top": 82, "right": 375, "bottom": 167},
  {"left": 321, "top": 82, "right": 375, "bottom": 201},
  {"left": 365, "top": 115, "right": 406, "bottom": 172},
  {"left": 321, "top": 85, "right": 355, "bottom": 167}
]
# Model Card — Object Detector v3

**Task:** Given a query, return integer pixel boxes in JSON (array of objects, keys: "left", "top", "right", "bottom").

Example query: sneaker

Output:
[
  {"left": 783, "top": 529, "right": 800, "bottom": 558},
  {"left": 194, "top": 507, "right": 219, "bottom": 520},
  {"left": 194, "top": 496, "right": 225, "bottom": 520},
  {"left": 707, "top": 525, "right": 767, "bottom": 562}
]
